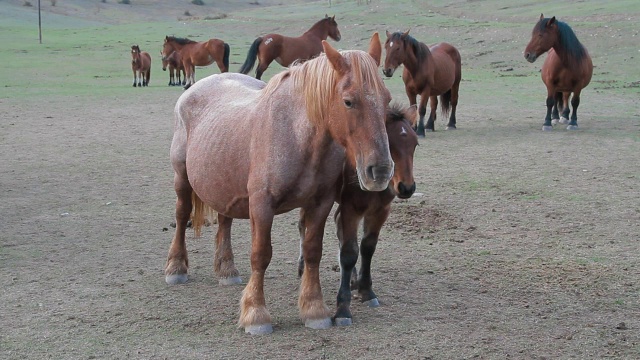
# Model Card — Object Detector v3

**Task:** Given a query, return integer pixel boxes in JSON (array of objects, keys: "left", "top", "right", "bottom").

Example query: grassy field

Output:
[{"left": 1, "top": 0, "right": 639, "bottom": 359}]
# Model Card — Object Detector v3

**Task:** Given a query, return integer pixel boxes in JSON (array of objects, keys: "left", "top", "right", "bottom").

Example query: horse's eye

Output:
[{"left": 344, "top": 99, "right": 353, "bottom": 108}]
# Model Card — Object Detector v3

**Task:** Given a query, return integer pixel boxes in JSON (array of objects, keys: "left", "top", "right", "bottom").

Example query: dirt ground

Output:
[{"left": 1, "top": 1, "right": 639, "bottom": 359}]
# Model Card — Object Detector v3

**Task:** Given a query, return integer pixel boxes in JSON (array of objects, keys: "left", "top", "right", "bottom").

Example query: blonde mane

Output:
[{"left": 259, "top": 50, "right": 386, "bottom": 126}]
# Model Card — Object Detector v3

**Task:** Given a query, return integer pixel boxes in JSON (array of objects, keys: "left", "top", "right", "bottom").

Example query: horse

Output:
[
  {"left": 161, "top": 36, "right": 230, "bottom": 89},
  {"left": 297, "top": 102, "right": 419, "bottom": 326},
  {"left": 239, "top": 15, "right": 341, "bottom": 80},
  {"left": 383, "top": 30, "right": 462, "bottom": 136},
  {"left": 524, "top": 14, "right": 593, "bottom": 131},
  {"left": 164, "top": 33, "right": 393, "bottom": 335},
  {"left": 130, "top": 45, "right": 151, "bottom": 87},
  {"left": 161, "top": 50, "right": 185, "bottom": 86}
]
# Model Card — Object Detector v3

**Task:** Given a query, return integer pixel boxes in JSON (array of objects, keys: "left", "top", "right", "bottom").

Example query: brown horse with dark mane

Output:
[
  {"left": 298, "top": 102, "right": 419, "bottom": 326},
  {"left": 383, "top": 30, "right": 462, "bottom": 136},
  {"left": 239, "top": 15, "right": 341, "bottom": 80},
  {"left": 161, "top": 36, "right": 229, "bottom": 89},
  {"left": 130, "top": 45, "right": 151, "bottom": 87},
  {"left": 164, "top": 33, "right": 393, "bottom": 335},
  {"left": 161, "top": 50, "right": 185, "bottom": 86},
  {"left": 524, "top": 14, "right": 593, "bottom": 131}
]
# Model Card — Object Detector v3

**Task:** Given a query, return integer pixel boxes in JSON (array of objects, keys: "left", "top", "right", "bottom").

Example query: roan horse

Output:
[
  {"left": 130, "top": 45, "right": 151, "bottom": 87},
  {"left": 383, "top": 30, "right": 462, "bottom": 136},
  {"left": 524, "top": 14, "right": 593, "bottom": 131},
  {"left": 161, "top": 50, "right": 185, "bottom": 86},
  {"left": 298, "top": 103, "right": 419, "bottom": 326},
  {"left": 165, "top": 33, "right": 393, "bottom": 335},
  {"left": 161, "top": 36, "right": 230, "bottom": 89},
  {"left": 239, "top": 15, "right": 341, "bottom": 80}
]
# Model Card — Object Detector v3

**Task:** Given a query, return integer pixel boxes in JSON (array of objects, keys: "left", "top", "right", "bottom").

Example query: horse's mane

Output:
[
  {"left": 538, "top": 18, "right": 587, "bottom": 64},
  {"left": 260, "top": 50, "right": 386, "bottom": 126},
  {"left": 166, "top": 36, "right": 197, "bottom": 45},
  {"left": 390, "top": 32, "right": 430, "bottom": 63}
]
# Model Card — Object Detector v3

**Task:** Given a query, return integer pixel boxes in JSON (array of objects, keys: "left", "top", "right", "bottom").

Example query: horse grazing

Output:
[
  {"left": 239, "top": 15, "right": 341, "bottom": 80},
  {"left": 524, "top": 14, "right": 593, "bottom": 131},
  {"left": 161, "top": 50, "right": 186, "bottom": 86},
  {"left": 130, "top": 45, "right": 151, "bottom": 87},
  {"left": 383, "top": 30, "right": 462, "bottom": 136},
  {"left": 165, "top": 33, "right": 393, "bottom": 335},
  {"left": 161, "top": 36, "right": 230, "bottom": 89},
  {"left": 298, "top": 103, "right": 419, "bottom": 326}
]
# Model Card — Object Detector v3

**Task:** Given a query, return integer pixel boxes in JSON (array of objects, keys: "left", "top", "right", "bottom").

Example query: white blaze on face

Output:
[
  {"left": 390, "top": 41, "right": 394, "bottom": 48},
  {"left": 400, "top": 126, "right": 407, "bottom": 136}
]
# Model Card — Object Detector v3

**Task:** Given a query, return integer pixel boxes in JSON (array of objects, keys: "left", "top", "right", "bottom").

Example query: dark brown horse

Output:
[
  {"left": 161, "top": 50, "right": 185, "bottom": 86},
  {"left": 161, "top": 36, "right": 229, "bottom": 89},
  {"left": 298, "top": 102, "right": 419, "bottom": 326},
  {"left": 239, "top": 15, "right": 341, "bottom": 80},
  {"left": 130, "top": 45, "right": 151, "bottom": 87},
  {"left": 524, "top": 14, "right": 593, "bottom": 131},
  {"left": 165, "top": 33, "right": 393, "bottom": 335},
  {"left": 383, "top": 30, "right": 462, "bottom": 136}
]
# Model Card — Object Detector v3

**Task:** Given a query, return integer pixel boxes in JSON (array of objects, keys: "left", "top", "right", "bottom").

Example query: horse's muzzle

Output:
[
  {"left": 396, "top": 182, "right": 416, "bottom": 199},
  {"left": 360, "top": 163, "right": 394, "bottom": 192},
  {"left": 383, "top": 68, "right": 395, "bottom": 77},
  {"left": 524, "top": 52, "right": 537, "bottom": 63}
]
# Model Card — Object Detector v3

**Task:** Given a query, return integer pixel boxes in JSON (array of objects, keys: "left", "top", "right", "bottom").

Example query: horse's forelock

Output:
[{"left": 387, "top": 103, "right": 406, "bottom": 122}]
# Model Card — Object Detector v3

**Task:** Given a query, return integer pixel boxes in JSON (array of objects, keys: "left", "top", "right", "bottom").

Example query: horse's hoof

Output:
[
  {"left": 244, "top": 324, "right": 273, "bottom": 335},
  {"left": 566, "top": 125, "right": 579, "bottom": 130},
  {"left": 551, "top": 118, "right": 559, "bottom": 125},
  {"left": 165, "top": 273, "right": 188, "bottom": 285},
  {"left": 559, "top": 117, "right": 570, "bottom": 124},
  {"left": 363, "top": 298, "right": 380, "bottom": 308},
  {"left": 305, "top": 317, "right": 332, "bottom": 330},
  {"left": 542, "top": 125, "right": 553, "bottom": 132},
  {"left": 334, "top": 317, "right": 353, "bottom": 327},
  {"left": 445, "top": 126, "right": 457, "bottom": 130},
  {"left": 219, "top": 276, "right": 242, "bottom": 285}
]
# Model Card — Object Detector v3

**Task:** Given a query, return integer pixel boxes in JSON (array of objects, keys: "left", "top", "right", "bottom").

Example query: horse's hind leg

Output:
[
  {"left": 165, "top": 171, "right": 192, "bottom": 285},
  {"left": 551, "top": 92, "right": 562, "bottom": 124},
  {"left": 333, "top": 204, "right": 361, "bottom": 326},
  {"left": 214, "top": 213, "right": 242, "bottom": 285},
  {"left": 566, "top": 90, "right": 581, "bottom": 130},
  {"left": 446, "top": 83, "right": 460, "bottom": 130},
  {"left": 559, "top": 92, "right": 571, "bottom": 125},
  {"left": 356, "top": 206, "right": 389, "bottom": 308}
]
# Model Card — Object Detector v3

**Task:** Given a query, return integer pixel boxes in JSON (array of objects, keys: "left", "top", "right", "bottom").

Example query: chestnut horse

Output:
[
  {"left": 298, "top": 103, "right": 419, "bottom": 326},
  {"left": 524, "top": 14, "right": 593, "bottom": 131},
  {"left": 130, "top": 45, "right": 151, "bottom": 87},
  {"left": 239, "top": 15, "right": 341, "bottom": 80},
  {"left": 383, "top": 30, "right": 462, "bottom": 136},
  {"left": 165, "top": 33, "right": 393, "bottom": 335},
  {"left": 161, "top": 36, "right": 230, "bottom": 89},
  {"left": 161, "top": 50, "right": 185, "bottom": 86}
]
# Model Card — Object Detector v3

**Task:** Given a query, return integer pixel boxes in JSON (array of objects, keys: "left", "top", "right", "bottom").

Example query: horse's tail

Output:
[
  {"left": 222, "top": 42, "right": 230, "bottom": 72},
  {"left": 239, "top": 37, "right": 262, "bottom": 74},
  {"left": 146, "top": 68, "right": 151, "bottom": 85},
  {"left": 190, "top": 191, "right": 215, "bottom": 238},
  {"left": 440, "top": 89, "right": 452, "bottom": 118}
]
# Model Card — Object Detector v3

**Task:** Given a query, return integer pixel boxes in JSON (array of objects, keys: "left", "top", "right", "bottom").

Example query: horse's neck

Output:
[
  {"left": 303, "top": 22, "right": 328, "bottom": 40},
  {"left": 403, "top": 42, "right": 428, "bottom": 75}
]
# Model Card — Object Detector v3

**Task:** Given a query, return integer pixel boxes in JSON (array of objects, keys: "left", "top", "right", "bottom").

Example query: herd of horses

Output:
[{"left": 155, "top": 14, "right": 593, "bottom": 335}]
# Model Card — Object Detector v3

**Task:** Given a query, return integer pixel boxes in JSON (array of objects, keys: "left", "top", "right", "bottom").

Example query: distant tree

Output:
[{"left": 192, "top": 0, "right": 205, "bottom": 5}]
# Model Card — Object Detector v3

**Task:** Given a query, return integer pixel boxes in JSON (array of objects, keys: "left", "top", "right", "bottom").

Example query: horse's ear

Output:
[
  {"left": 385, "top": 30, "right": 391, "bottom": 39},
  {"left": 540, "top": 13, "right": 544, "bottom": 20},
  {"left": 367, "top": 32, "right": 382, "bottom": 66},
  {"left": 331, "top": 15, "right": 335, "bottom": 21},
  {"left": 406, "top": 104, "right": 418, "bottom": 127},
  {"left": 547, "top": 16, "right": 556, "bottom": 26},
  {"left": 401, "top": 29, "right": 410, "bottom": 38},
  {"left": 323, "top": 40, "right": 349, "bottom": 76}
]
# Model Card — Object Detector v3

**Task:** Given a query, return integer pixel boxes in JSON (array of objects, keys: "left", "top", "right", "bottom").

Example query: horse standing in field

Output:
[
  {"left": 524, "top": 14, "right": 593, "bottom": 131},
  {"left": 383, "top": 30, "right": 462, "bottom": 136},
  {"left": 239, "top": 15, "right": 341, "bottom": 80},
  {"left": 130, "top": 45, "right": 151, "bottom": 87},
  {"left": 161, "top": 50, "right": 186, "bottom": 86},
  {"left": 164, "top": 33, "right": 393, "bottom": 335},
  {"left": 298, "top": 103, "right": 419, "bottom": 326},
  {"left": 161, "top": 36, "right": 230, "bottom": 89}
]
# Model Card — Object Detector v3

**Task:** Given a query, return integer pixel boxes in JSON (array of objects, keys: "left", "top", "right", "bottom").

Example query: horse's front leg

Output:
[
  {"left": 132, "top": 69, "right": 137, "bottom": 87},
  {"left": 239, "top": 193, "right": 274, "bottom": 335},
  {"left": 416, "top": 92, "right": 430, "bottom": 136},
  {"left": 214, "top": 213, "right": 242, "bottom": 285},
  {"left": 298, "top": 200, "right": 333, "bottom": 330},
  {"left": 566, "top": 90, "right": 581, "bottom": 130},
  {"left": 333, "top": 203, "right": 361, "bottom": 326},
  {"left": 559, "top": 92, "right": 572, "bottom": 125},
  {"left": 425, "top": 95, "right": 438, "bottom": 132},
  {"left": 542, "top": 89, "right": 555, "bottom": 131},
  {"left": 356, "top": 205, "right": 390, "bottom": 307},
  {"left": 165, "top": 172, "right": 192, "bottom": 285},
  {"left": 297, "top": 208, "right": 306, "bottom": 278},
  {"left": 183, "top": 61, "right": 194, "bottom": 89}
]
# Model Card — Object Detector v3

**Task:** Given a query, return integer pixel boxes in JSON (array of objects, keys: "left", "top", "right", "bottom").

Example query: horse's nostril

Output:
[{"left": 398, "top": 182, "right": 416, "bottom": 198}]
